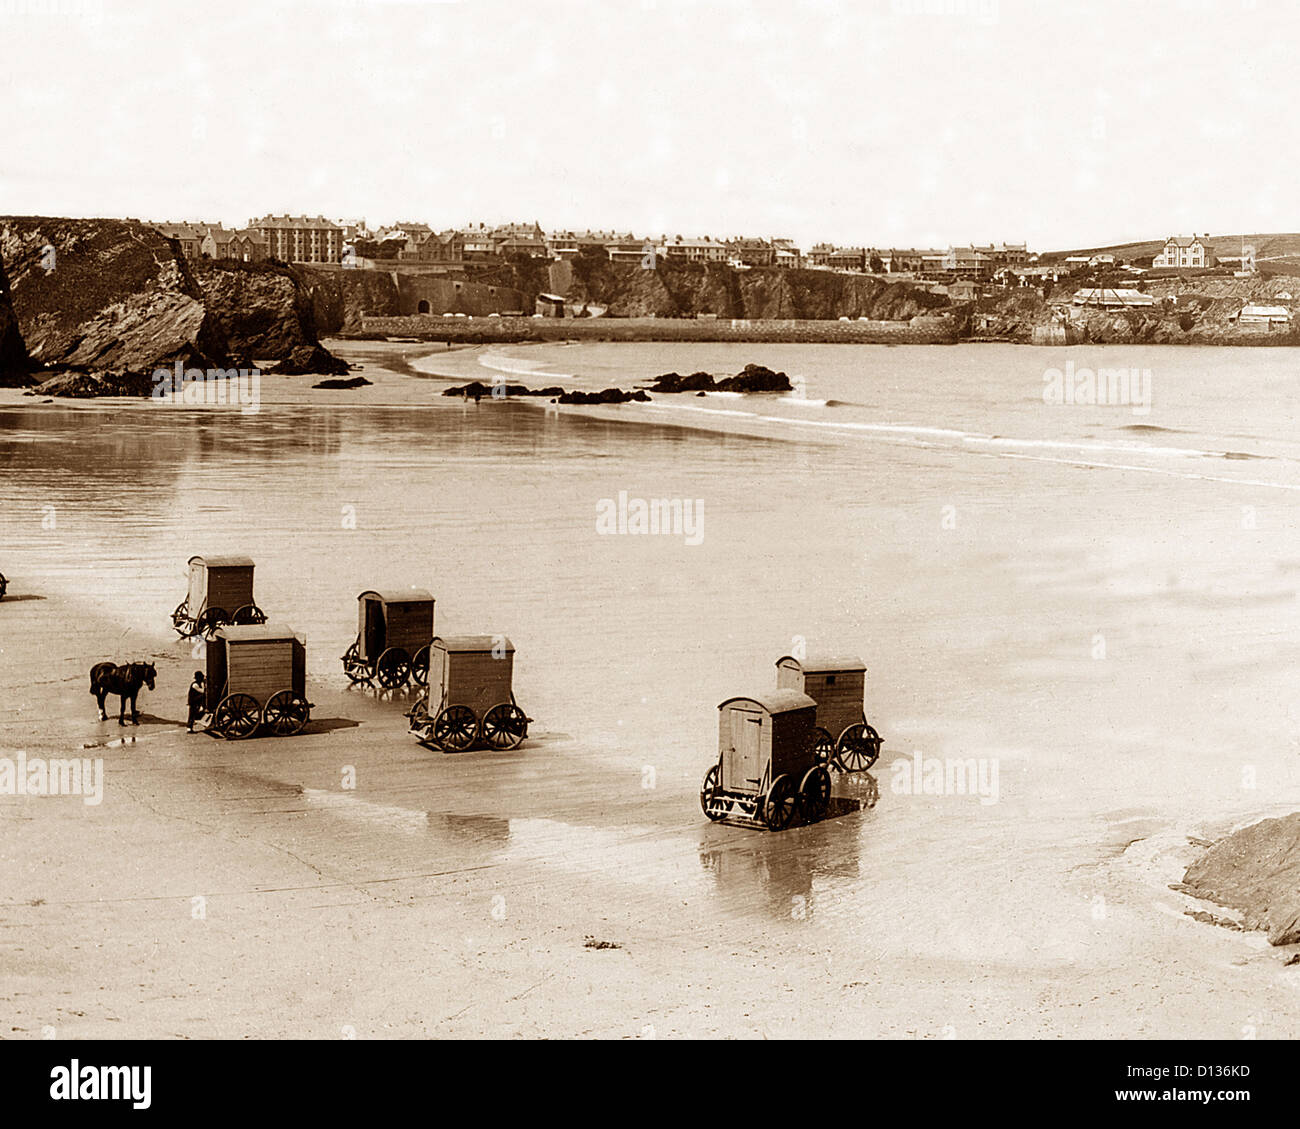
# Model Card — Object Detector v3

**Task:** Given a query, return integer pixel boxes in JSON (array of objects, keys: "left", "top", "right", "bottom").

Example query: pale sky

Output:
[{"left": 2, "top": 0, "right": 1294, "bottom": 251}]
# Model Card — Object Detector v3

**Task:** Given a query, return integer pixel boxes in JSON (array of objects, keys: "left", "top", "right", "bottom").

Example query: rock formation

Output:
[
  {"left": 1, "top": 217, "right": 228, "bottom": 376},
  {"left": 0, "top": 247, "right": 29, "bottom": 385},
  {"left": 1179, "top": 812, "right": 1300, "bottom": 945},
  {"left": 650, "top": 363, "right": 793, "bottom": 394},
  {"left": 0, "top": 217, "right": 351, "bottom": 394},
  {"left": 191, "top": 260, "right": 322, "bottom": 359}
]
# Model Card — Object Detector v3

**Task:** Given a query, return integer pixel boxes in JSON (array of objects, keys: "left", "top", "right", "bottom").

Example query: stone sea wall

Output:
[{"left": 353, "top": 314, "right": 961, "bottom": 345}]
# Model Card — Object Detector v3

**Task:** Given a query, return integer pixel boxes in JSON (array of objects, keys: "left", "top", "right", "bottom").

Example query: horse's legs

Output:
[
  {"left": 119, "top": 693, "right": 127, "bottom": 726},
  {"left": 130, "top": 691, "right": 140, "bottom": 725},
  {"left": 95, "top": 689, "right": 107, "bottom": 722}
]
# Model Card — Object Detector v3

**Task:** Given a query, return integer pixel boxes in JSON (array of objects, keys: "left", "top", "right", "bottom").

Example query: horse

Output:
[{"left": 89, "top": 661, "right": 156, "bottom": 726}]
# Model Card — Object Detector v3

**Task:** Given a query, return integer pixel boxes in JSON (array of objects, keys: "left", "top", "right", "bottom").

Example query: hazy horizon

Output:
[{"left": 3, "top": 0, "right": 1295, "bottom": 252}]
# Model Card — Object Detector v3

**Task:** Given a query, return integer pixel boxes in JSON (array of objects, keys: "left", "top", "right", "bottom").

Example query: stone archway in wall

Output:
[{"left": 417, "top": 299, "right": 431, "bottom": 314}]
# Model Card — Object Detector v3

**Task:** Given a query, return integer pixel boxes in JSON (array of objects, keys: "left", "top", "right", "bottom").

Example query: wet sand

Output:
[{"left": 3, "top": 342, "right": 1300, "bottom": 1039}]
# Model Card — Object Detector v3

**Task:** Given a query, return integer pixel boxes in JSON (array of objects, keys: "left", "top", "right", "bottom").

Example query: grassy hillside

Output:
[{"left": 1042, "top": 233, "right": 1300, "bottom": 264}]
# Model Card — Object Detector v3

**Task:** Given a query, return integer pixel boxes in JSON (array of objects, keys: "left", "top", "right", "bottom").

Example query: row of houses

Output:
[
  {"left": 153, "top": 222, "right": 272, "bottom": 263},
  {"left": 154, "top": 215, "right": 348, "bottom": 264},
  {"left": 152, "top": 212, "right": 1036, "bottom": 277}
]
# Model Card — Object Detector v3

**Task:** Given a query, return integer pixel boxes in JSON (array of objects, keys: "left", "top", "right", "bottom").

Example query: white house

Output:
[{"left": 1153, "top": 235, "right": 1215, "bottom": 269}]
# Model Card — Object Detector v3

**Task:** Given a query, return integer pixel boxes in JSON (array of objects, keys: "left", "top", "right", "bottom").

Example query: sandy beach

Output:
[{"left": 3, "top": 339, "right": 1300, "bottom": 1039}]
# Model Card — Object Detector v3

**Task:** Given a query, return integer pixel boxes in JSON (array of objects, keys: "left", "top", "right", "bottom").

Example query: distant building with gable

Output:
[{"left": 1153, "top": 235, "right": 1216, "bottom": 269}]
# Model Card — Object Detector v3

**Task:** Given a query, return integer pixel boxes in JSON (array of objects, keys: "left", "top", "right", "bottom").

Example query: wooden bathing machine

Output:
[
  {"left": 342, "top": 588, "right": 436, "bottom": 688},
  {"left": 700, "top": 689, "right": 829, "bottom": 831},
  {"left": 172, "top": 554, "right": 265, "bottom": 637},
  {"left": 205, "top": 624, "right": 309, "bottom": 739},
  {"left": 775, "top": 652, "right": 881, "bottom": 772},
  {"left": 408, "top": 635, "right": 528, "bottom": 752}
]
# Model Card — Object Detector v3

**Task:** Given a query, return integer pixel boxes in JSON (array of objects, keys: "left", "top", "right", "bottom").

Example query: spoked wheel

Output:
[
  {"left": 699, "top": 764, "right": 730, "bottom": 822},
  {"left": 195, "top": 606, "right": 228, "bottom": 638},
  {"left": 799, "top": 765, "right": 831, "bottom": 823},
  {"left": 812, "top": 726, "right": 835, "bottom": 768},
  {"left": 411, "top": 645, "right": 431, "bottom": 688},
  {"left": 835, "top": 723, "right": 882, "bottom": 773},
  {"left": 341, "top": 639, "right": 372, "bottom": 685},
  {"left": 481, "top": 702, "right": 527, "bottom": 750},
  {"left": 432, "top": 704, "right": 477, "bottom": 752},
  {"left": 375, "top": 647, "right": 412, "bottom": 690},
  {"left": 262, "top": 690, "right": 310, "bottom": 737},
  {"left": 231, "top": 603, "right": 267, "bottom": 626},
  {"left": 212, "top": 693, "right": 261, "bottom": 740},
  {"left": 405, "top": 692, "right": 431, "bottom": 733},
  {"left": 762, "top": 773, "right": 798, "bottom": 832},
  {"left": 171, "top": 600, "right": 197, "bottom": 637}
]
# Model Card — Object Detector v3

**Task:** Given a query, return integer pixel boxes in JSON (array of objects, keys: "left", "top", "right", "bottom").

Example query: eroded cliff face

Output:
[
  {"left": 0, "top": 217, "right": 229, "bottom": 374},
  {"left": 977, "top": 274, "right": 1300, "bottom": 345},
  {"left": 297, "top": 266, "right": 400, "bottom": 334},
  {"left": 304, "top": 257, "right": 951, "bottom": 325},
  {"left": 499, "top": 256, "right": 952, "bottom": 320},
  {"left": 191, "top": 260, "right": 321, "bottom": 360},
  {"left": 0, "top": 248, "right": 29, "bottom": 385}
]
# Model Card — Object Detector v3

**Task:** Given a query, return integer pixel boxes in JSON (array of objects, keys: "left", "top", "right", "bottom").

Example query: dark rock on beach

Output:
[
  {"left": 267, "top": 344, "right": 351, "bottom": 376},
  {"left": 30, "top": 368, "right": 158, "bottom": 398},
  {"left": 443, "top": 381, "right": 573, "bottom": 399},
  {"left": 556, "top": 387, "right": 651, "bottom": 405},
  {"left": 312, "top": 375, "right": 372, "bottom": 390},
  {"left": 649, "top": 363, "right": 793, "bottom": 394},
  {"left": 443, "top": 379, "right": 649, "bottom": 404},
  {"left": 1180, "top": 812, "right": 1300, "bottom": 945}
]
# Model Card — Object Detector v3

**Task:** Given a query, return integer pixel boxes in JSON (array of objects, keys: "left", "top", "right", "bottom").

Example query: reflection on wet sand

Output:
[{"left": 700, "top": 774, "right": 879, "bottom": 920}]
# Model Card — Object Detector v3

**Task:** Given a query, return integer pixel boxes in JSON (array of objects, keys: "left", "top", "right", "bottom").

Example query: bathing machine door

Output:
[{"left": 720, "top": 700, "right": 765, "bottom": 793}]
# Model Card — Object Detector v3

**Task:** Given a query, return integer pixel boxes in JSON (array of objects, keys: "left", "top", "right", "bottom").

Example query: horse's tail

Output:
[{"left": 89, "top": 662, "right": 111, "bottom": 693}]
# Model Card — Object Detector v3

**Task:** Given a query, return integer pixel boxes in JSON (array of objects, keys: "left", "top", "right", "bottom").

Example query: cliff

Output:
[
  {"left": 298, "top": 266, "right": 400, "bottom": 334},
  {"left": 0, "top": 218, "right": 348, "bottom": 394},
  {"left": 305, "top": 257, "right": 950, "bottom": 328},
  {"left": 494, "top": 256, "right": 951, "bottom": 321},
  {"left": 1179, "top": 813, "right": 1300, "bottom": 946},
  {"left": 0, "top": 216, "right": 229, "bottom": 378},
  {"left": 190, "top": 259, "right": 323, "bottom": 360},
  {"left": 977, "top": 274, "right": 1300, "bottom": 345},
  {"left": 0, "top": 248, "right": 29, "bottom": 385}
]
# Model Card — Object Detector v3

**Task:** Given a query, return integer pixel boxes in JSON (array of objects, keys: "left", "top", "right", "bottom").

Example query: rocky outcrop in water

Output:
[
  {"left": 1, "top": 217, "right": 229, "bottom": 377},
  {"left": 441, "top": 380, "right": 648, "bottom": 404},
  {"left": 1178, "top": 812, "right": 1300, "bottom": 945},
  {"left": 650, "top": 363, "right": 792, "bottom": 393}
]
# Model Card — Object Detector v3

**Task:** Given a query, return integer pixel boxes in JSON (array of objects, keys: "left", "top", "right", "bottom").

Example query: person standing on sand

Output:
[{"left": 187, "top": 671, "right": 207, "bottom": 733}]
